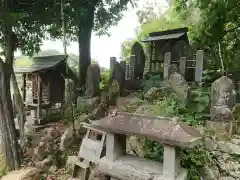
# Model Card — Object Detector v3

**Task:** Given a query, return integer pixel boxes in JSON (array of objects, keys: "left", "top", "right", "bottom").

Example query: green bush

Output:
[{"left": 143, "top": 89, "right": 210, "bottom": 180}]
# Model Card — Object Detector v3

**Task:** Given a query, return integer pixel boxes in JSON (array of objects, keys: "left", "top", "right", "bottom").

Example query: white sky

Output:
[{"left": 18, "top": 0, "right": 169, "bottom": 68}]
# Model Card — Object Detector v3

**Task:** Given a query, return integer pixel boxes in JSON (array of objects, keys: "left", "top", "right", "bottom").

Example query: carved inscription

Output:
[{"left": 81, "top": 144, "right": 97, "bottom": 156}]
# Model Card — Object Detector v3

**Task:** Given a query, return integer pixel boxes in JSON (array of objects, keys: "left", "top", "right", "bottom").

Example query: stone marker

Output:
[
  {"left": 85, "top": 64, "right": 101, "bottom": 97},
  {"left": 109, "top": 61, "right": 125, "bottom": 95},
  {"left": 210, "top": 76, "right": 236, "bottom": 121},
  {"left": 130, "top": 42, "right": 146, "bottom": 80},
  {"left": 168, "top": 64, "right": 190, "bottom": 104}
]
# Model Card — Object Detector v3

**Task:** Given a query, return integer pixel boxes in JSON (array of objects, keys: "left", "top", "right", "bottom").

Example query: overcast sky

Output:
[{"left": 17, "top": 0, "right": 169, "bottom": 68}]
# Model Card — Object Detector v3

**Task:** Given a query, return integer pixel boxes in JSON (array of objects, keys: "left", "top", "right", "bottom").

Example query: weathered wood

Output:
[
  {"left": 0, "top": 60, "right": 21, "bottom": 170},
  {"left": 37, "top": 76, "right": 42, "bottom": 124},
  {"left": 179, "top": 57, "right": 186, "bottom": 76},
  {"left": 164, "top": 52, "right": 171, "bottom": 80},
  {"left": 11, "top": 68, "right": 26, "bottom": 149},
  {"left": 93, "top": 112, "right": 201, "bottom": 148},
  {"left": 22, "top": 73, "right": 26, "bottom": 102}
]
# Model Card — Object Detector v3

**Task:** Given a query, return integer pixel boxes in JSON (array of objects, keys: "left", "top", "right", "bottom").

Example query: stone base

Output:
[
  {"left": 205, "top": 121, "right": 238, "bottom": 139},
  {"left": 99, "top": 155, "right": 187, "bottom": 180}
]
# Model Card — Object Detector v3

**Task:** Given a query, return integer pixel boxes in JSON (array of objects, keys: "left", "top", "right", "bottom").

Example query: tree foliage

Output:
[
  {"left": 175, "top": 0, "right": 240, "bottom": 73},
  {"left": 120, "top": 38, "right": 135, "bottom": 61}
]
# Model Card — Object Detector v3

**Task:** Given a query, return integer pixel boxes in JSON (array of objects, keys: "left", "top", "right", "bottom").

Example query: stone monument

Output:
[{"left": 85, "top": 64, "right": 101, "bottom": 97}]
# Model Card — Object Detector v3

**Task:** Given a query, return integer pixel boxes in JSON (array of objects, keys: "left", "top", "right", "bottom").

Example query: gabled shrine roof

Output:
[
  {"left": 141, "top": 27, "right": 189, "bottom": 43},
  {"left": 14, "top": 55, "right": 67, "bottom": 74}
]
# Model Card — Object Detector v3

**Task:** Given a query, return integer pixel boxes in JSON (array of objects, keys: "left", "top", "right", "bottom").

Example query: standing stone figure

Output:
[
  {"left": 210, "top": 76, "right": 236, "bottom": 121},
  {"left": 168, "top": 64, "right": 190, "bottom": 104},
  {"left": 109, "top": 61, "right": 125, "bottom": 95},
  {"left": 85, "top": 64, "right": 101, "bottom": 97}
]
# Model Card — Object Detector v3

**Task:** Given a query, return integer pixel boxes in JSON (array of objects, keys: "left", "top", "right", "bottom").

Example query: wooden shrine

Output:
[
  {"left": 141, "top": 27, "right": 196, "bottom": 80},
  {"left": 14, "top": 55, "right": 78, "bottom": 125},
  {"left": 74, "top": 112, "right": 202, "bottom": 180}
]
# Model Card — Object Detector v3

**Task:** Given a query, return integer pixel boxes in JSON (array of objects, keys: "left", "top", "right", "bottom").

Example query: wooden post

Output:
[
  {"left": 179, "top": 57, "right": 186, "bottom": 76},
  {"left": 149, "top": 43, "right": 153, "bottom": 72},
  {"left": 37, "top": 75, "right": 42, "bottom": 124},
  {"left": 164, "top": 52, "right": 171, "bottom": 80},
  {"left": 22, "top": 73, "right": 26, "bottom": 104},
  {"left": 195, "top": 50, "right": 204, "bottom": 85}
]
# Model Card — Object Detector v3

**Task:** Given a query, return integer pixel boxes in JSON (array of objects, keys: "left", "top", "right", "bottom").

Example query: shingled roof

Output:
[
  {"left": 14, "top": 55, "right": 79, "bottom": 83},
  {"left": 141, "top": 27, "right": 189, "bottom": 43},
  {"left": 14, "top": 55, "right": 67, "bottom": 73}
]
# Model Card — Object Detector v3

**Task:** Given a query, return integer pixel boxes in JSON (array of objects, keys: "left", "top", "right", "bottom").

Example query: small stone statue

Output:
[
  {"left": 85, "top": 64, "right": 101, "bottom": 97},
  {"left": 168, "top": 64, "right": 190, "bottom": 104},
  {"left": 210, "top": 76, "right": 236, "bottom": 122}
]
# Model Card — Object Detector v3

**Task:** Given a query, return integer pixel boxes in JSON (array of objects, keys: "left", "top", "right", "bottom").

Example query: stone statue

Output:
[
  {"left": 210, "top": 76, "right": 236, "bottom": 122},
  {"left": 168, "top": 64, "right": 190, "bottom": 104},
  {"left": 109, "top": 62, "right": 125, "bottom": 95},
  {"left": 85, "top": 64, "right": 101, "bottom": 97}
]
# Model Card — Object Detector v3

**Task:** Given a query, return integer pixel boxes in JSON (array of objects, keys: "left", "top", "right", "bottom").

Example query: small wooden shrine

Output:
[
  {"left": 14, "top": 55, "right": 78, "bottom": 125},
  {"left": 141, "top": 27, "right": 195, "bottom": 78}
]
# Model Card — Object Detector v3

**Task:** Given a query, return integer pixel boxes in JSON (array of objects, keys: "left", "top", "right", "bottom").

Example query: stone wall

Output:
[{"left": 203, "top": 135, "right": 240, "bottom": 180}]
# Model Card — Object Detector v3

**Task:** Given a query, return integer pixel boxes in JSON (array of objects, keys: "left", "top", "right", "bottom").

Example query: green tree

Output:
[
  {"left": 0, "top": 0, "right": 59, "bottom": 170},
  {"left": 175, "top": 0, "right": 240, "bottom": 73},
  {"left": 59, "top": 0, "right": 137, "bottom": 87},
  {"left": 120, "top": 38, "right": 135, "bottom": 61}
]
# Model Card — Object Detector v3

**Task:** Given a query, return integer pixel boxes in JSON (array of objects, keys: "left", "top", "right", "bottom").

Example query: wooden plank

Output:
[
  {"left": 22, "top": 73, "right": 26, "bottom": 103},
  {"left": 37, "top": 75, "right": 42, "bottom": 124}
]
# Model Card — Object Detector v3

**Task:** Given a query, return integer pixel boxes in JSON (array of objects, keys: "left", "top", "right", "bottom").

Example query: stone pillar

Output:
[
  {"left": 163, "top": 145, "right": 180, "bottom": 180},
  {"left": 106, "top": 133, "right": 126, "bottom": 161},
  {"left": 195, "top": 50, "right": 204, "bottom": 85},
  {"left": 164, "top": 52, "right": 171, "bottom": 80},
  {"left": 179, "top": 57, "right": 186, "bottom": 76},
  {"left": 120, "top": 60, "right": 126, "bottom": 81},
  {"left": 110, "top": 57, "right": 117, "bottom": 77}
]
